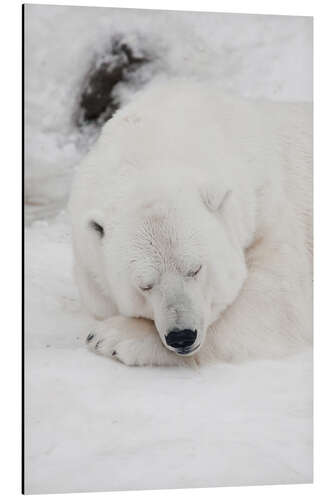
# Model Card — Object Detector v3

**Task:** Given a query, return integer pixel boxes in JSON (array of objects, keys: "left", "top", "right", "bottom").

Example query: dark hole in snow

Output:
[{"left": 76, "top": 38, "right": 150, "bottom": 127}]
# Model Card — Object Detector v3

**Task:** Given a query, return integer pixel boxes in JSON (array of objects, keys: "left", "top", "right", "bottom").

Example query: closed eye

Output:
[
  {"left": 139, "top": 284, "right": 153, "bottom": 292},
  {"left": 186, "top": 265, "right": 202, "bottom": 278}
]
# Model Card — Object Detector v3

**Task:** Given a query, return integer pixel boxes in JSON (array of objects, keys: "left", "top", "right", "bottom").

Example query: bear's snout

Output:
[{"left": 165, "top": 329, "right": 197, "bottom": 354}]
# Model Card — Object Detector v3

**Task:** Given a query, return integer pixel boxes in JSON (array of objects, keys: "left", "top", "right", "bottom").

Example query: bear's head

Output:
[{"left": 87, "top": 173, "right": 255, "bottom": 357}]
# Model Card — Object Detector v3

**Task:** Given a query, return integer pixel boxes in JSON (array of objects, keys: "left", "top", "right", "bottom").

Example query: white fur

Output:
[{"left": 69, "top": 79, "right": 312, "bottom": 366}]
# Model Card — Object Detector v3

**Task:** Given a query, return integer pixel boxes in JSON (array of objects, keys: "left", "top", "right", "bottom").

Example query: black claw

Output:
[
  {"left": 87, "top": 333, "right": 95, "bottom": 343},
  {"left": 95, "top": 340, "right": 104, "bottom": 350}
]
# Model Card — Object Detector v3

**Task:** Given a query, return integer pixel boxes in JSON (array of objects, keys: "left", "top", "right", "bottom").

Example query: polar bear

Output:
[{"left": 69, "top": 79, "right": 312, "bottom": 366}]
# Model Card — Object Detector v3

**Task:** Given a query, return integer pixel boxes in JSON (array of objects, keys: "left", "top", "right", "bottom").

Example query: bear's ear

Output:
[
  {"left": 89, "top": 220, "right": 104, "bottom": 238},
  {"left": 86, "top": 211, "right": 105, "bottom": 239},
  {"left": 201, "top": 180, "right": 256, "bottom": 249},
  {"left": 200, "top": 180, "right": 231, "bottom": 213}
]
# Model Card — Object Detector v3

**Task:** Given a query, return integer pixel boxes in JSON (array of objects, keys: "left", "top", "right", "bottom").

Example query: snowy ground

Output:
[{"left": 24, "top": 5, "right": 313, "bottom": 495}]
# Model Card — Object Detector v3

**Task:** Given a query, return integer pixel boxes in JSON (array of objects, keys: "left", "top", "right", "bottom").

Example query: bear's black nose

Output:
[{"left": 165, "top": 329, "right": 197, "bottom": 349}]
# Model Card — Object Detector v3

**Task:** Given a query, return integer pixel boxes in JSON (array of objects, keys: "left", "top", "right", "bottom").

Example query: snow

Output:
[{"left": 24, "top": 5, "right": 313, "bottom": 494}]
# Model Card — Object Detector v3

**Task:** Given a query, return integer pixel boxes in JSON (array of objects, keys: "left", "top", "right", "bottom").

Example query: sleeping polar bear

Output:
[{"left": 69, "top": 79, "right": 312, "bottom": 366}]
